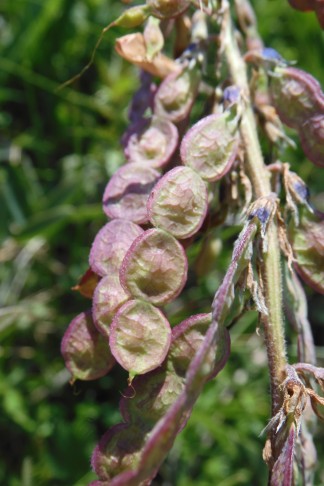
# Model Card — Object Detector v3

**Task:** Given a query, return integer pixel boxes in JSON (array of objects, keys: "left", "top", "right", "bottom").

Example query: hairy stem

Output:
[{"left": 222, "top": 1, "right": 287, "bottom": 414}]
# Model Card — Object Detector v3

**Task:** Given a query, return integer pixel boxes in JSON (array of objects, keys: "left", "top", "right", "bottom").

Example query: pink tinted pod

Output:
[
  {"left": 180, "top": 113, "right": 238, "bottom": 182},
  {"left": 92, "top": 275, "right": 130, "bottom": 338},
  {"left": 102, "top": 163, "right": 160, "bottom": 224},
  {"left": 299, "top": 114, "right": 324, "bottom": 167},
  {"left": 91, "top": 423, "right": 143, "bottom": 481},
  {"left": 290, "top": 216, "right": 324, "bottom": 295},
  {"left": 147, "top": 0, "right": 190, "bottom": 19},
  {"left": 270, "top": 67, "right": 324, "bottom": 129},
  {"left": 120, "top": 228, "right": 188, "bottom": 306},
  {"left": 109, "top": 299, "right": 172, "bottom": 376},
  {"left": 125, "top": 116, "right": 178, "bottom": 168},
  {"left": 61, "top": 311, "right": 115, "bottom": 381},
  {"left": 89, "top": 219, "right": 143, "bottom": 277},
  {"left": 154, "top": 68, "right": 200, "bottom": 123},
  {"left": 148, "top": 166, "right": 208, "bottom": 239}
]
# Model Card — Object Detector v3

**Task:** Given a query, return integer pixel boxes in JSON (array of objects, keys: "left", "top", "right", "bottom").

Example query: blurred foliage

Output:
[{"left": 0, "top": 0, "right": 323, "bottom": 485}]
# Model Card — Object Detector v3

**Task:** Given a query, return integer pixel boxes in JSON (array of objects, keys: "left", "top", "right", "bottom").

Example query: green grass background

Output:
[{"left": 0, "top": 1, "right": 323, "bottom": 484}]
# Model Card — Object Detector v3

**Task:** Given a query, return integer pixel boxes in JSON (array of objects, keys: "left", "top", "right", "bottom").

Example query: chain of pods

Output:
[{"left": 61, "top": 1, "right": 324, "bottom": 485}]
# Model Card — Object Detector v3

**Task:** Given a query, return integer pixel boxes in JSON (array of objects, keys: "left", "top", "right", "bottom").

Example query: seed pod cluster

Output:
[
  {"left": 92, "top": 314, "right": 217, "bottom": 481},
  {"left": 270, "top": 66, "right": 324, "bottom": 167}
]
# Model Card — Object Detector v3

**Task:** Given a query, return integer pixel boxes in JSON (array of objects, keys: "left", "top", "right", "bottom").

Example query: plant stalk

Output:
[{"left": 222, "top": 1, "right": 287, "bottom": 414}]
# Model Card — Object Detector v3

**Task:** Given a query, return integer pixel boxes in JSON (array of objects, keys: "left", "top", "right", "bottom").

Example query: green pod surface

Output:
[{"left": 270, "top": 66, "right": 324, "bottom": 128}]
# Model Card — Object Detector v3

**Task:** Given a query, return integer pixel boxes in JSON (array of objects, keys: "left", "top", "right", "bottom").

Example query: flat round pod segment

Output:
[
  {"left": 154, "top": 68, "right": 200, "bottom": 123},
  {"left": 147, "top": 0, "right": 190, "bottom": 19},
  {"left": 148, "top": 166, "right": 208, "bottom": 239},
  {"left": 120, "top": 366, "right": 184, "bottom": 428},
  {"left": 102, "top": 163, "right": 160, "bottom": 224},
  {"left": 270, "top": 67, "right": 324, "bottom": 129},
  {"left": 109, "top": 299, "right": 172, "bottom": 377},
  {"left": 289, "top": 213, "right": 324, "bottom": 295},
  {"left": 61, "top": 311, "right": 115, "bottom": 382},
  {"left": 92, "top": 275, "right": 130, "bottom": 338},
  {"left": 180, "top": 113, "right": 238, "bottom": 182},
  {"left": 91, "top": 423, "right": 144, "bottom": 481},
  {"left": 125, "top": 116, "right": 178, "bottom": 168},
  {"left": 120, "top": 228, "right": 188, "bottom": 305},
  {"left": 299, "top": 114, "right": 324, "bottom": 167},
  {"left": 169, "top": 312, "right": 229, "bottom": 383},
  {"left": 89, "top": 219, "right": 143, "bottom": 277}
]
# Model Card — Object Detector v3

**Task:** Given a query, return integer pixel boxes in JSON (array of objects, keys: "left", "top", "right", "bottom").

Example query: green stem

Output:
[{"left": 222, "top": 1, "right": 287, "bottom": 413}]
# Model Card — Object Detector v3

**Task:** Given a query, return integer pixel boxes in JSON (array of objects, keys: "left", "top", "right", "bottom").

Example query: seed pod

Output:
[
  {"left": 120, "top": 313, "right": 216, "bottom": 428},
  {"left": 154, "top": 68, "right": 200, "bottom": 123},
  {"left": 61, "top": 311, "right": 115, "bottom": 382},
  {"left": 102, "top": 163, "right": 160, "bottom": 224},
  {"left": 92, "top": 275, "right": 130, "bottom": 338},
  {"left": 125, "top": 116, "right": 178, "bottom": 168},
  {"left": 91, "top": 423, "right": 144, "bottom": 481},
  {"left": 120, "top": 228, "right": 188, "bottom": 305},
  {"left": 299, "top": 114, "right": 324, "bottom": 167},
  {"left": 120, "top": 365, "right": 184, "bottom": 428},
  {"left": 89, "top": 219, "right": 143, "bottom": 277},
  {"left": 289, "top": 213, "right": 324, "bottom": 294},
  {"left": 270, "top": 67, "right": 324, "bottom": 128},
  {"left": 180, "top": 113, "right": 238, "bottom": 181},
  {"left": 109, "top": 299, "right": 172, "bottom": 376},
  {"left": 147, "top": 166, "right": 208, "bottom": 239},
  {"left": 169, "top": 313, "right": 214, "bottom": 377},
  {"left": 146, "top": 0, "right": 190, "bottom": 19}
]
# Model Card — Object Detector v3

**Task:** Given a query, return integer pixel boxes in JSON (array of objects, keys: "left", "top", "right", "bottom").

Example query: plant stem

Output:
[{"left": 222, "top": 1, "right": 287, "bottom": 414}]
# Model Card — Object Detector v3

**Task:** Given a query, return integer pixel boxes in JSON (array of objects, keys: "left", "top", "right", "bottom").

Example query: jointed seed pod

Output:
[
  {"left": 109, "top": 299, "right": 172, "bottom": 376},
  {"left": 61, "top": 311, "right": 115, "bottom": 382},
  {"left": 92, "top": 275, "right": 130, "bottom": 338},
  {"left": 124, "top": 116, "right": 178, "bottom": 168},
  {"left": 102, "top": 163, "right": 160, "bottom": 224},
  {"left": 147, "top": 0, "right": 190, "bottom": 19},
  {"left": 289, "top": 212, "right": 324, "bottom": 294},
  {"left": 147, "top": 166, "right": 208, "bottom": 239},
  {"left": 270, "top": 66, "right": 324, "bottom": 128},
  {"left": 180, "top": 112, "right": 239, "bottom": 181},
  {"left": 120, "top": 228, "right": 188, "bottom": 306},
  {"left": 89, "top": 219, "right": 143, "bottom": 277},
  {"left": 299, "top": 113, "right": 324, "bottom": 167},
  {"left": 154, "top": 67, "right": 201, "bottom": 123}
]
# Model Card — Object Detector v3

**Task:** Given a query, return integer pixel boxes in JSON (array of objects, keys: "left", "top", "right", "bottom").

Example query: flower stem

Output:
[{"left": 222, "top": 1, "right": 287, "bottom": 413}]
